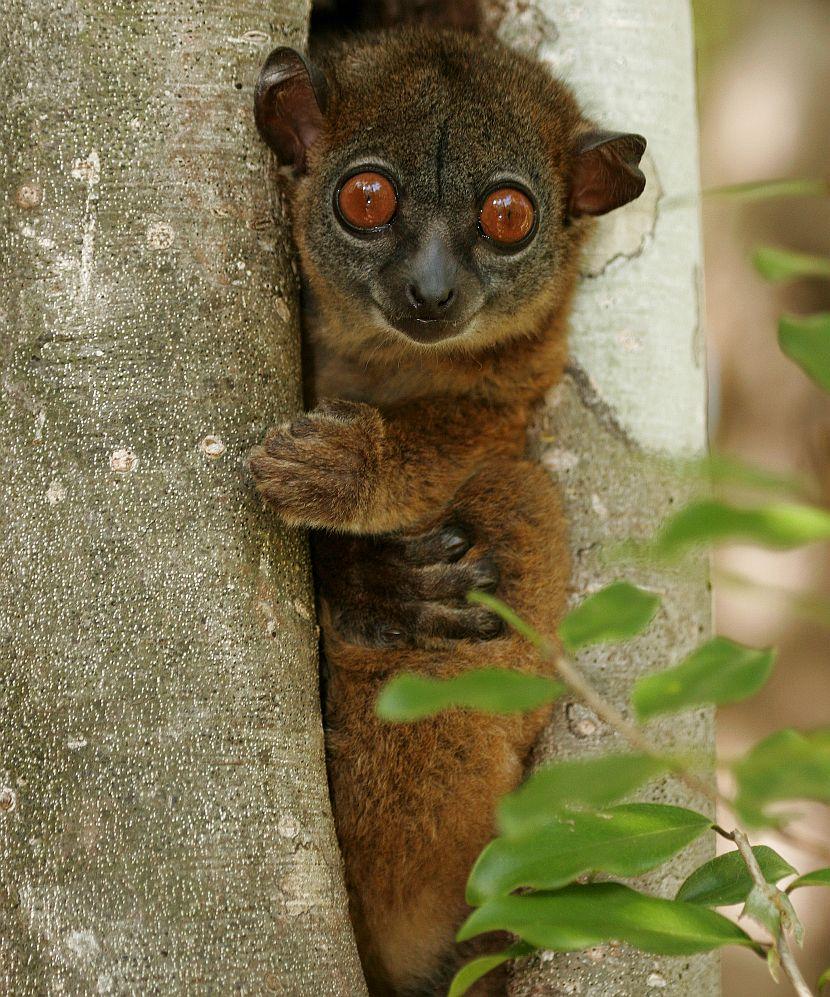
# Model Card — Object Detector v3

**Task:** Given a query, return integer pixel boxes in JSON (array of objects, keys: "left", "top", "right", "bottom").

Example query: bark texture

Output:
[
  {"left": 483, "top": 2, "right": 718, "bottom": 995},
  {"left": 0, "top": 2, "right": 365, "bottom": 993}
]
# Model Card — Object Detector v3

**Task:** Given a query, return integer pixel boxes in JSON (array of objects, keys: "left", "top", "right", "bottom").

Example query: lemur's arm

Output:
[{"left": 249, "top": 397, "right": 527, "bottom": 534}]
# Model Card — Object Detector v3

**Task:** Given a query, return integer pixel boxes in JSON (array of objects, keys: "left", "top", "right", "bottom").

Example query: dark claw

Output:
[
  {"left": 377, "top": 623, "right": 405, "bottom": 647},
  {"left": 469, "top": 555, "right": 499, "bottom": 592},
  {"left": 438, "top": 524, "right": 472, "bottom": 562},
  {"left": 475, "top": 613, "right": 505, "bottom": 641}
]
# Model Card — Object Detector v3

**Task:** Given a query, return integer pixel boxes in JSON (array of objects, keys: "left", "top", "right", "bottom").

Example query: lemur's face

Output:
[
  {"left": 255, "top": 32, "right": 646, "bottom": 355},
  {"left": 301, "top": 94, "right": 554, "bottom": 350},
  {"left": 318, "top": 165, "right": 537, "bottom": 345}
]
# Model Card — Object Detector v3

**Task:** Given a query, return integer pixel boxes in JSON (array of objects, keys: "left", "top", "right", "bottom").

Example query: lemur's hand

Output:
[
  {"left": 314, "top": 521, "right": 505, "bottom": 649},
  {"left": 250, "top": 399, "right": 385, "bottom": 529}
]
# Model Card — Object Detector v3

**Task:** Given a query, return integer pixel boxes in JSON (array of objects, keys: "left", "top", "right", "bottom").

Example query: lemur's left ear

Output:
[
  {"left": 569, "top": 131, "right": 647, "bottom": 217},
  {"left": 254, "top": 47, "right": 328, "bottom": 172}
]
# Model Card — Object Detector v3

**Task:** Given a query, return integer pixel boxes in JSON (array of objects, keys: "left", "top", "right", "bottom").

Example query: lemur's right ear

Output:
[
  {"left": 569, "top": 131, "right": 647, "bottom": 217},
  {"left": 254, "top": 47, "right": 327, "bottom": 172}
]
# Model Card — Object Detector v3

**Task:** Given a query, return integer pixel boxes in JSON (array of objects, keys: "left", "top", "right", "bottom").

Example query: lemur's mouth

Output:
[{"left": 388, "top": 315, "right": 466, "bottom": 344}]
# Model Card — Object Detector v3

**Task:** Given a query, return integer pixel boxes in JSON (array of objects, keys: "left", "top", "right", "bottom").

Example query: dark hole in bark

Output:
[{"left": 310, "top": 0, "right": 482, "bottom": 38}]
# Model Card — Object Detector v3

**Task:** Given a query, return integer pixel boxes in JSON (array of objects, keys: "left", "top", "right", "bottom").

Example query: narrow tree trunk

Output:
[
  {"left": 482, "top": 2, "right": 717, "bottom": 994},
  {"left": 0, "top": 3, "right": 365, "bottom": 993}
]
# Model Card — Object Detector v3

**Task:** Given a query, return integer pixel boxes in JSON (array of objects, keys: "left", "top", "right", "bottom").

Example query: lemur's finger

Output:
[
  {"left": 412, "top": 603, "right": 505, "bottom": 643},
  {"left": 367, "top": 602, "right": 504, "bottom": 647},
  {"left": 412, "top": 554, "right": 499, "bottom": 602},
  {"left": 392, "top": 521, "right": 473, "bottom": 565}
]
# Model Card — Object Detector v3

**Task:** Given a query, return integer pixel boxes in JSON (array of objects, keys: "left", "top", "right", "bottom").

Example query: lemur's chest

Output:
[{"left": 303, "top": 327, "right": 487, "bottom": 409}]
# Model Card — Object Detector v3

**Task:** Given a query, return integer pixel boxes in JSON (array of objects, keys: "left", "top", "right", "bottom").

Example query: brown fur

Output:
[
  {"left": 250, "top": 28, "right": 645, "bottom": 995},
  {"left": 319, "top": 460, "right": 568, "bottom": 994}
]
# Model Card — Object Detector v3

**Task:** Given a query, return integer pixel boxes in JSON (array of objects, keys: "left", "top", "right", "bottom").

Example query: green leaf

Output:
[
  {"left": 676, "top": 846, "right": 795, "bottom": 907},
  {"left": 558, "top": 582, "right": 660, "bottom": 652},
  {"left": 693, "top": 453, "right": 810, "bottom": 498},
  {"left": 752, "top": 246, "right": 830, "bottom": 283},
  {"left": 448, "top": 943, "right": 533, "bottom": 997},
  {"left": 744, "top": 884, "right": 780, "bottom": 937},
  {"left": 467, "top": 804, "right": 711, "bottom": 904},
  {"left": 458, "top": 882, "right": 759, "bottom": 955},
  {"left": 654, "top": 499, "right": 830, "bottom": 557},
  {"left": 779, "top": 313, "right": 830, "bottom": 394},
  {"left": 788, "top": 867, "right": 830, "bottom": 892},
  {"left": 704, "top": 178, "right": 829, "bottom": 202},
  {"left": 375, "top": 668, "right": 565, "bottom": 722},
  {"left": 632, "top": 638, "right": 775, "bottom": 721},
  {"left": 734, "top": 728, "right": 830, "bottom": 826},
  {"left": 742, "top": 884, "right": 802, "bottom": 944},
  {"left": 498, "top": 753, "right": 670, "bottom": 837},
  {"left": 819, "top": 966, "right": 830, "bottom": 991},
  {"left": 767, "top": 945, "right": 782, "bottom": 983}
]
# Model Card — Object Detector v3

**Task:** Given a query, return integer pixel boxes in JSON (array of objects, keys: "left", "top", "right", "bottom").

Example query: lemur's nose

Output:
[
  {"left": 406, "top": 281, "right": 455, "bottom": 313},
  {"left": 405, "top": 232, "right": 458, "bottom": 319}
]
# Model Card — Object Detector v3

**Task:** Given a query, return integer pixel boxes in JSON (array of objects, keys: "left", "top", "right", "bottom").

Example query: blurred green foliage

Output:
[{"left": 692, "top": 0, "right": 750, "bottom": 84}]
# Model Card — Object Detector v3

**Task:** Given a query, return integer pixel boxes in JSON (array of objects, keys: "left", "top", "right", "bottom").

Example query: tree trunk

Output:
[
  {"left": 0, "top": 3, "right": 365, "bottom": 994},
  {"left": 483, "top": 2, "right": 718, "bottom": 995}
]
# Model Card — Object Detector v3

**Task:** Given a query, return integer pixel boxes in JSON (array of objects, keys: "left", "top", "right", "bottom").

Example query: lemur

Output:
[{"left": 250, "top": 25, "right": 645, "bottom": 996}]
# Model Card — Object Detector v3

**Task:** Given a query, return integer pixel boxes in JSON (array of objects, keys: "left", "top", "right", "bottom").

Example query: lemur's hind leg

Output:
[{"left": 323, "top": 458, "right": 569, "bottom": 995}]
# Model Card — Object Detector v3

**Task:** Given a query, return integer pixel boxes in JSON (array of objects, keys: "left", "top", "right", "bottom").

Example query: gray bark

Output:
[
  {"left": 0, "top": 2, "right": 365, "bottom": 994},
  {"left": 482, "top": 2, "right": 718, "bottom": 995}
]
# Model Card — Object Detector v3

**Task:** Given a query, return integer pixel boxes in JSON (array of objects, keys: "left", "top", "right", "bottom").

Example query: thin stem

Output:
[
  {"left": 468, "top": 593, "right": 719, "bottom": 803},
  {"left": 548, "top": 646, "right": 720, "bottom": 806},
  {"left": 539, "top": 643, "right": 820, "bottom": 962},
  {"left": 730, "top": 829, "right": 814, "bottom": 997},
  {"left": 703, "top": 178, "right": 829, "bottom": 201},
  {"left": 531, "top": 637, "right": 822, "bottom": 991},
  {"left": 662, "top": 178, "right": 830, "bottom": 211}
]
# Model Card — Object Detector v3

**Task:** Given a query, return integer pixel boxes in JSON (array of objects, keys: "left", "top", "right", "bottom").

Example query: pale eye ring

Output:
[
  {"left": 335, "top": 169, "right": 398, "bottom": 232},
  {"left": 478, "top": 184, "right": 537, "bottom": 248}
]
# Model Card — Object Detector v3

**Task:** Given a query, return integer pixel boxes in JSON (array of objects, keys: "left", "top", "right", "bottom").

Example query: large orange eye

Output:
[
  {"left": 479, "top": 187, "right": 536, "bottom": 246},
  {"left": 337, "top": 171, "right": 397, "bottom": 230}
]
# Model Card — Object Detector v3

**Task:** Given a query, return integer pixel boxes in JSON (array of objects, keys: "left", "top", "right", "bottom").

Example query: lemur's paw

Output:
[
  {"left": 250, "top": 400, "right": 384, "bottom": 528},
  {"left": 316, "top": 521, "right": 506, "bottom": 649}
]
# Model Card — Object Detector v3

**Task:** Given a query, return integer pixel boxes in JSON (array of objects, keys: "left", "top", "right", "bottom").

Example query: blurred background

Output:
[{"left": 693, "top": 0, "right": 830, "bottom": 990}]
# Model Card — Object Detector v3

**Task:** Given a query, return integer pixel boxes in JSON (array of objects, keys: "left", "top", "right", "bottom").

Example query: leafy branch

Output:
[
  {"left": 378, "top": 574, "right": 830, "bottom": 994},
  {"left": 724, "top": 828, "right": 812, "bottom": 997},
  {"left": 470, "top": 592, "right": 819, "bottom": 997}
]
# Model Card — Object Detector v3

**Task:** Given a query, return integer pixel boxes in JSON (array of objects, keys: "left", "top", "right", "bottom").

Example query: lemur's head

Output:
[{"left": 255, "top": 30, "right": 646, "bottom": 356}]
